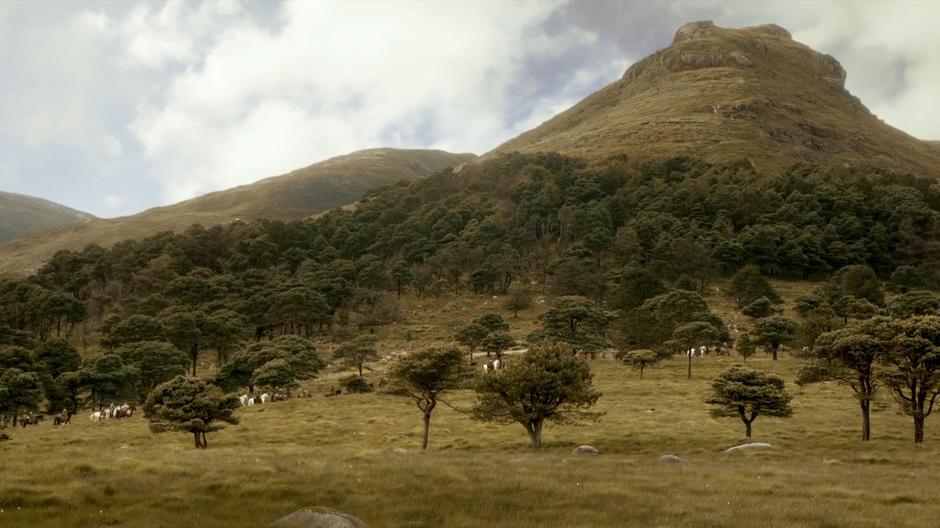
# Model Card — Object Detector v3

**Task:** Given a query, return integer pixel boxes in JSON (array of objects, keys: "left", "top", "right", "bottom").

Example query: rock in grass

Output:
[
  {"left": 573, "top": 445, "right": 600, "bottom": 455},
  {"left": 723, "top": 442, "right": 773, "bottom": 453},
  {"left": 659, "top": 454, "right": 687, "bottom": 465},
  {"left": 270, "top": 507, "right": 368, "bottom": 528}
]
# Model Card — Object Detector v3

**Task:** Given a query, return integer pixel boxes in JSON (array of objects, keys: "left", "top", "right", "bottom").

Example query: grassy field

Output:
[{"left": 2, "top": 282, "right": 938, "bottom": 528}]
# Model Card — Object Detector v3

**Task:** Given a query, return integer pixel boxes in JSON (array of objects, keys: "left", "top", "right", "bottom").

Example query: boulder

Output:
[
  {"left": 659, "top": 454, "right": 687, "bottom": 465},
  {"left": 573, "top": 445, "right": 600, "bottom": 456},
  {"left": 723, "top": 442, "right": 773, "bottom": 453},
  {"left": 270, "top": 507, "right": 368, "bottom": 528}
]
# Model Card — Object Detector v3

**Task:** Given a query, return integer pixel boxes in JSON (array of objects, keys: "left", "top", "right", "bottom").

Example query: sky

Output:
[{"left": 1, "top": 0, "right": 938, "bottom": 218}]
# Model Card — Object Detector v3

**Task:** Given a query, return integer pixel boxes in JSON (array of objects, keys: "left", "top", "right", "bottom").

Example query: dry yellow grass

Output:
[{"left": 2, "top": 282, "right": 938, "bottom": 527}]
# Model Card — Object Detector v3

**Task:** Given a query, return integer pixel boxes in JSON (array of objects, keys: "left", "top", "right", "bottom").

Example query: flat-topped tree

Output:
[
  {"left": 481, "top": 332, "right": 515, "bottom": 363},
  {"left": 882, "top": 316, "right": 940, "bottom": 443},
  {"left": 455, "top": 323, "right": 489, "bottom": 363},
  {"left": 618, "top": 349, "right": 659, "bottom": 379},
  {"left": 390, "top": 347, "right": 467, "bottom": 450},
  {"left": 751, "top": 316, "right": 797, "bottom": 360},
  {"left": 333, "top": 335, "right": 379, "bottom": 378},
  {"left": 706, "top": 366, "right": 792, "bottom": 439},
  {"left": 530, "top": 296, "right": 614, "bottom": 356},
  {"left": 473, "top": 342, "right": 600, "bottom": 449},
  {"left": 798, "top": 318, "right": 890, "bottom": 441},
  {"left": 668, "top": 321, "right": 720, "bottom": 379},
  {"left": 475, "top": 313, "right": 509, "bottom": 333},
  {"left": 887, "top": 290, "right": 940, "bottom": 318},
  {"left": 143, "top": 376, "right": 239, "bottom": 449}
]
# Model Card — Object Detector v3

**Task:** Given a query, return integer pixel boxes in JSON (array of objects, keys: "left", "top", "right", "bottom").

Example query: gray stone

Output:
[
  {"left": 659, "top": 454, "right": 687, "bottom": 465},
  {"left": 270, "top": 507, "right": 368, "bottom": 528},
  {"left": 723, "top": 442, "right": 773, "bottom": 453},
  {"left": 573, "top": 445, "right": 600, "bottom": 455}
]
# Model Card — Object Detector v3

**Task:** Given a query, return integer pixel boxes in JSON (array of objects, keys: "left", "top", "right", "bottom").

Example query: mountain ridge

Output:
[
  {"left": 0, "top": 148, "right": 474, "bottom": 275},
  {"left": 487, "top": 21, "right": 940, "bottom": 177},
  {"left": 0, "top": 191, "right": 95, "bottom": 244}
]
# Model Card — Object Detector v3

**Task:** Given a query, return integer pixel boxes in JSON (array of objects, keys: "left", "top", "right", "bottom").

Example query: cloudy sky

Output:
[{"left": 1, "top": 0, "right": 937, "bottom": 218}]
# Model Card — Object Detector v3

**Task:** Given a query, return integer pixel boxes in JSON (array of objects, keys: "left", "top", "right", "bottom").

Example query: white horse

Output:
[
  {"left": 260, "top": 393, "right": 270, "bottom": 404},
  {"left": 239, "top": 394, "right": 249, "bottom": 406}
]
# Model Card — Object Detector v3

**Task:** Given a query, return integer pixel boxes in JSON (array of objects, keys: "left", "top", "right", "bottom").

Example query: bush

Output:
[{"left": 339, "top": 375, "right": 373, "bottom": 393}]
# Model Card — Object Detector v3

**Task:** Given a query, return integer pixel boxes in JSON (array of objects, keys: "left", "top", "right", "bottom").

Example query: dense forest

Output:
[{"left": 2, "top": 153, "right": 939, "bottom": 415}]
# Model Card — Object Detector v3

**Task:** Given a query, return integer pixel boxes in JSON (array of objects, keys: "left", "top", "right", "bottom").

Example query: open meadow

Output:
[{"left": 2, "top": 285, "right": 939, "bottom": 528}]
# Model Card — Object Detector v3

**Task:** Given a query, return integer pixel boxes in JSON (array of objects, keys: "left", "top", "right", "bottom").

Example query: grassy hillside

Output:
[
  {"left": 2, "top": 284, "right": 938, "bottom": 528},
  {"left": 0, "top": 191, "right": 93, "bottom": 244},
  {"left": 488, "top": 22, "right": 940, "bottom": 179},
  {"left": 0, "top": 149, "right": 474, "bottom": 276}
]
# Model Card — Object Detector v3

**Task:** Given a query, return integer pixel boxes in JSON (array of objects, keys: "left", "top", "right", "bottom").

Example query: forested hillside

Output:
[{"left": 3, "top": 153, "right": 938, "bottom": 358}]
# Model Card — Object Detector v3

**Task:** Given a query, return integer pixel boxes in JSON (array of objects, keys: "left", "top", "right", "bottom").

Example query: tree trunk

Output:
[
  {"left": 527, "top": 420, "right": 544, "bottom": 449},
  {"left": 194, "top": 432, "right": 202, "bottom": 448},
  {"left": 687, "top": 352, "right": 692, "bottom": 379},
  {"left": 860, "top": 398, "right": 871, "bottom": 442},
  {"left": 771, "top": 345, "right": 778, "bottom": 361},
  {"left": 421, "top": 412, "right": 432, "bottom": 450},
  {"left": 914, "top": 413, "right": 925, "bottom": 443},
  {"left": 201, "top": 432, "right": 208, "bottom": 448},
  {"left": 639, "top": 367, "right": 644, "bottom": 380},
  {"left": 357, "top": 364, "right": 364, "bottom": 378},
  {"left": 190, "top": 344, "right": 199, "bottom": 376},
  {"left": 745, "top": 419, "right": 752, "bottom": 439}
]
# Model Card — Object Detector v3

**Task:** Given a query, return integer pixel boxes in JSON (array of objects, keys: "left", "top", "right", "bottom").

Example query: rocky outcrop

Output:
[{"left": 270, "top": 507, "right": 368, "bottom": 528}]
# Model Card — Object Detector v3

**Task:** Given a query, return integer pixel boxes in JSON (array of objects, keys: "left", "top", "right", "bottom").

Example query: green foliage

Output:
[
  {"left": 117, "top": 341, "right": 189, "bottom": 396},
  {"left": 217, "top": 335, "right": 323, "bottom": 392},
  {"left": 455, "top": 323, "right": 489, "bottom": 359},
  {"left": 473, "top": 342, "right": 601, "bottom": 449},
  {"left": 0, "top": 368, "right": 44, "bottom": 419},
  {"left": 333, "top": 335, "right": 379, "bottom": 377},
  {"left": 481, "top": 332, "right": 515, "bottom": 361},
  {"left": 475, "top": 313, "right": 509, "bottom": 333},
  {"left": 503, "top": 288, "right": 533, "bottom": 317},
  {"left": 101, "top": 315, "right": 166, "bottom": 350},
  {"left": 751, "top": 316, "right": 798, "bottom": 360},
  {"left": 618, "top": 349, "right": 659, "bottom": 379},
  {"left": 887, "top": 290, "right": 940, "bottom": 318},
  {"left": 339, "top": 375, "right": 373, "bottom": 394},
  {"left": 531, "top": 296, "right": 613, "bottom": 352},
  {"left": 833, "top": 265, "right": 884, "bottom": 306},
  {"left": 608, "top": 265, "right": 667, "bottom": 311},
  {"left": 736, "top": 333, "right": 757, "bottom": 362},
  {"left": 729, "top": 265, "right": 781, "bottom": 308},
  {"left": 888, "top": 265, "right": 926, "bottom": 293},
  {"left": 252, "top": 358, "right": 298, "bottom": 394},
  {"left": 33, "top": 339, "right": 80, "bottom": 379},
  {"left": 798, "top": 318, "right": 891, "bottom": 441},
  {"left": 741, "top": 297, "right": 779, "bottom": 319},
  {"left": 706, "top": 366, "right": 792, "bottom": 438},
  {"left": 880, "top": 316, "right": 940, "bottom": 443},
  {"left": 78, "top": 354, "right": 139, "bottom": 405},
  {"left": 0, "top": 346, "right": 34, "bottom": 372},
  {"left": 143, "top": 376, "right": 239, "bottom": 448},
  {"left": 390, "top": 347, "right": 467, "bottom": 449}
]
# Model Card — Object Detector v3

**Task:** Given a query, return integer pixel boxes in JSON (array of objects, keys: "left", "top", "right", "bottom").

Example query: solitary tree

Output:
[
  {"left": 455, "top": 323, "right": 489, "bottom": 363},
  {"left": 333, "top": 335, "right": 379, "bottom": 377},
  {"left": 881, "top": 316, "right": 940, "bottom": 443},
  {"left": 706, "top": 366, "right": 792, "bottom": 439},
  {"left": 143, "top": 376, "right": 239, "bottom": 448},
  {"left": 741, "top": 297, "right": 779, "bottom": 319},
  {"left": 669, "top": 321, "right": 720, "bottom": 379},
  {"left": 736, "top": 333, "right": 756, "bottom": 362},
  {"left": 619, "top": 349, "right": 659, "bottom": 379},
  {"left": 751, "top": 316, "right": 797, "bottom": 360},
  {"left": 503, "top": 288, "right": 533, "bottom": 318},
  {"left": 252, "top": 358, "right": 299, "bottom": 397},
  {"left": 797, "top": 319, "right": 889, "bottom": 441},
  {"left": 481, "top": 332, "right": 515, "bottom": 363},
  {"left": 531, "top": 296, "right": 614, "bottom": 355},
  {"left": 473, "top": 342, "right": 600, "bottom": 449},
  {"left": 475, "top": 313, "right": 509, "bottom": 333},
  {"left": 390, "top": 347, "right": 466, "bottom": 450}
]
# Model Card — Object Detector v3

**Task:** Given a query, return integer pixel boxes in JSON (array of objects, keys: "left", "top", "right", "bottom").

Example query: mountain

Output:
[
  {"left": 488, "top": 21, "right": 940, "bottom": 177},
  {"left": 0, "top": 148, "right": 474, "bottom": 275},
  {"left": 0, "top": 191, "right": 94, "bottom": 243}
]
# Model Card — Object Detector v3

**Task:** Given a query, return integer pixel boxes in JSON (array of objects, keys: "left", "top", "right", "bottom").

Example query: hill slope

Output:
[
  {"left": 0, "top": 191, "right": 94, "bottom": 243},
  {"left": 0, "top": 148, "right": 474, "bottom": 275},
  {"left": 488, "top": 21, "right": 940, "bottom": 177}
]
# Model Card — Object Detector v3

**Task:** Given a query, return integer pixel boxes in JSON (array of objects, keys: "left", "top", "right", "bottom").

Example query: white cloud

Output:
[
  {"left": 125, "top": 0, "right": 609, "bottom": 202},
  {"left": 103, "top": 193, "right": 125, "bottom": 211}
]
